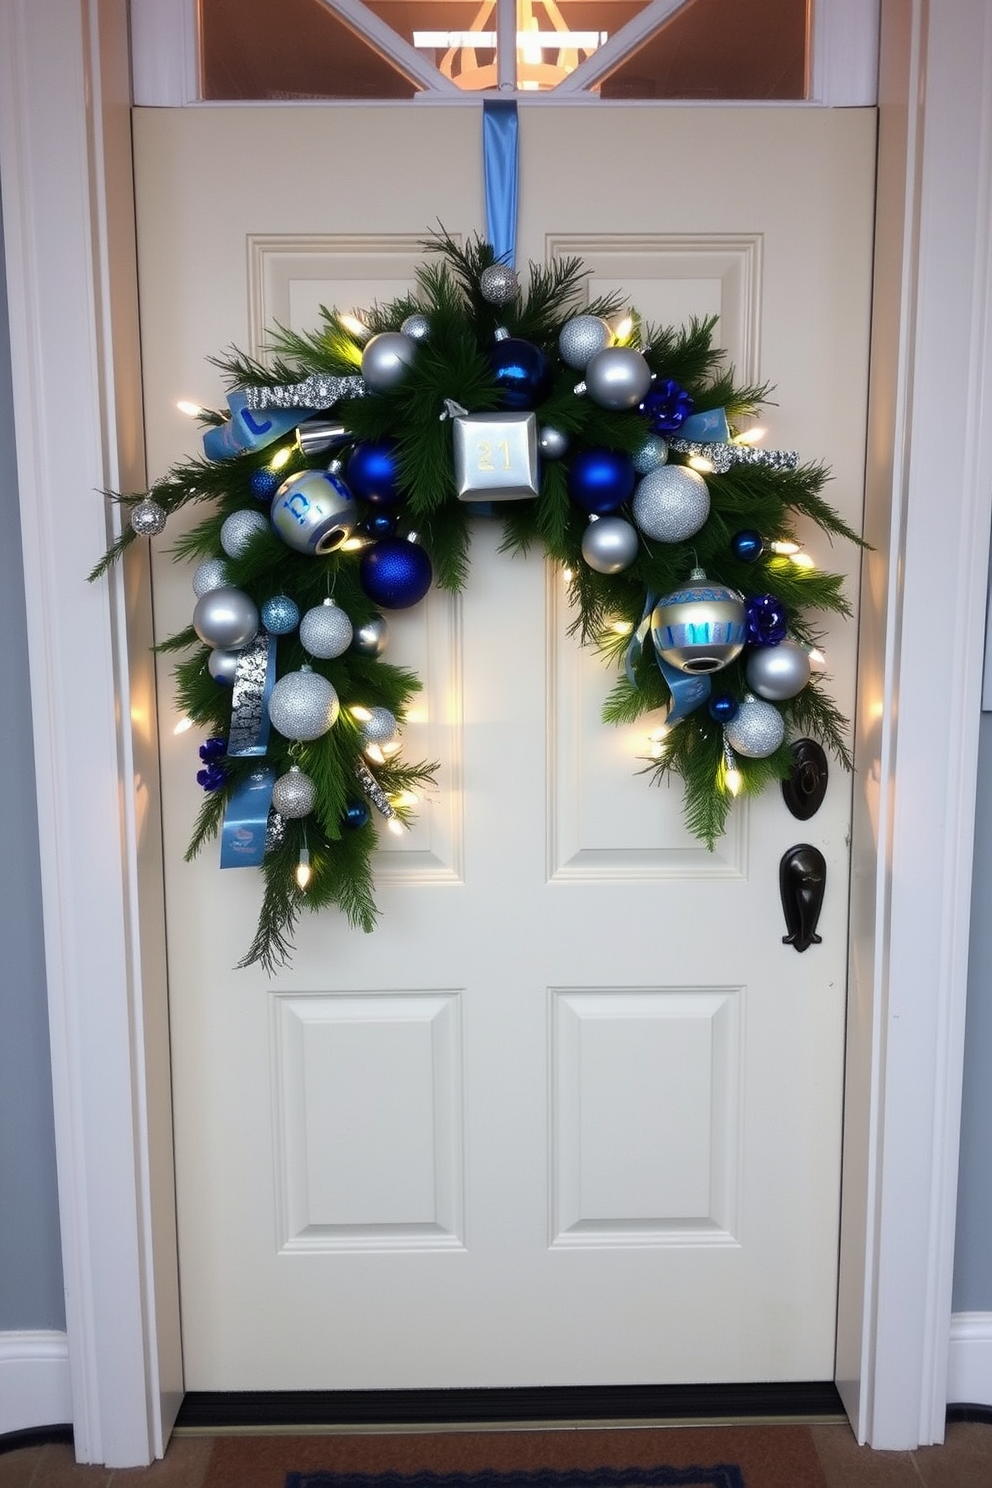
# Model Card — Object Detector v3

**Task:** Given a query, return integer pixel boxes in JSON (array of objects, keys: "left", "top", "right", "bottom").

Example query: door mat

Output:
[{"left": 287, "top": 1473, "right": 746, "bottom": 1488}]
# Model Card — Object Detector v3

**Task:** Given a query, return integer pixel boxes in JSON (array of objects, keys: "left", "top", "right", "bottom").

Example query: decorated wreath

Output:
[{"left": 92, "top": 232, "right": 859, "bottom": 973}]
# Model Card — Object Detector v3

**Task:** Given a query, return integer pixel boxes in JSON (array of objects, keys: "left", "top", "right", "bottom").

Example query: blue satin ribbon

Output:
[
  {"left": 203, "top": 390, "right": 314, "bottom": 462},
  {"left": 625, "top": 595, "right": 711, "bottom": 724},
  {"left": 678, "top": 407, "right": 730, "bottom": 443},
  {"left": 220, "top": 767, "right": 275, "bottom": 868},
  {"left": 483, "top": 99, "right": 518, "bottom": 268}
]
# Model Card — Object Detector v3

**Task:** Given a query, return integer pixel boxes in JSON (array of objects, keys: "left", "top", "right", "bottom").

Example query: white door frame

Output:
[{"left": 2, "top": 0, "right": 992, "bottom": 1464}]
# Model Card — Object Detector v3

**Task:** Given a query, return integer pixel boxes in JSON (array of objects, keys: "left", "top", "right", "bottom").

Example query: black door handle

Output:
[{"left": 780, "top": 844, "right": 826, "bottom": 952}]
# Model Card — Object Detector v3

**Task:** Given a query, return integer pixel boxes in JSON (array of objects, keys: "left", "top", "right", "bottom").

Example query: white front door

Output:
[{"left": 134, "top": 101, "right": 874, "bottom": 1391}]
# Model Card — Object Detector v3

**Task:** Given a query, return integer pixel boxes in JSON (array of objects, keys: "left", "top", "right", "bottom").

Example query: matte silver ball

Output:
[
  {"left": 192, "top": 586, "right": 259, "bottom": 650},
  {"left": 352, "top": 614, "right": 390, "bottom": 658},
  {"left": 299, "top": 599, "right": 353, "bottom": 659},
  {"left": 401, "top": 313, "right": 431, "bottom": 342},
  {"left": 479, "top": 263, "right": 520, "bottom": 306},
  {"left": 207, "top": 648, "right": 241, "bottom": 685},
  {"left": 724, "top": 696, "right": 786, "bottom": 758},
  {"left": 220, "top": 508, "right": 269, "bottom": 558},
  {"left": 581, "top": 516, "right": 639, "bottom": 575},
  {"left": 130, "top": 498, "right": 167, "bottom": 536},
  {"left": 633, "top": 435, "right": 669, "bottom": 476},
  {"left": 267, "top": 668, "right": 339, "bottom": 741},
  {"left": 632, "top": 465, "right": 710, "bottom": 543},
  {"left": 361, "top": 331, "right": 417, "bottom": 393},
  {"left": 558, "top": 315, "right": 611, "bottom": 371},
  {"left": 361, "top": 706, "right": 398, "bottom": 747},
  {"left": 270, "top": 469, "right": 358, "bottom": 556},
  {"left": 271, "top": 765, "right": 317, "bottom": 819},
  {"left": 745, "top": 639, "right": 811, "bottom": 700},
  {"left": 584, "top": 346, "right": 653, "bottom": 411},
  {"left": 192, "top": 557, "right": 229, "bottom": 597},
  {"left": 538, "top": 426, "right": 570, "bottom": 460}
]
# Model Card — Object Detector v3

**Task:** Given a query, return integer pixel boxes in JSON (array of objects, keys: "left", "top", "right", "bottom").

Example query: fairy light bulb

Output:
[
  {"left": 768, "top": 538, "right": 802, "bottom": 556},
  {"left": 563, "top": 567, "right": 575, "bottom": 583},
  {"left": 349, "top": 706, "right": 373, "bottom": 724},
  {"left": 295, "top": 847, "right": 312, "bottom": 891},
  {"left": 791, "top": 551, "right": 816, "bottom": 570},
  {"left": 340, "top": 313, "right": 369, "bottom": 340},
  {"left": 173, "top": 716, "right": 194, "bottom": 735},
  {"left": 613, "top": 315, "right": 634, "bottom": 344},
  {"left": 688, "top": 455, "right": 715, "bottom": 473},
  {"left": 610, "top": 620, "right": 634, "bottom": 638},
  {"left": 723, "top": 740, "right": 742, "bottom": 797},
  {"left": 807, "top": 646, "right": 828, "bottom": 673},
  {"left": 387, "top": 818, "right": 405, "bottom": 836},
  {"left": 176, "top": 399, "right": 205, "bottom": 418},
  {"left": 734, "top": 426, "right": 766, "bottom": 445},
  {"left": 647, "top": 724, "right": 670, "bottom": 760},
  {"left": 390, "top": 790, "right": 420, "bottom": 809},
  {"left": 269, "top": 446, "right": 292, "bottom": 472}
]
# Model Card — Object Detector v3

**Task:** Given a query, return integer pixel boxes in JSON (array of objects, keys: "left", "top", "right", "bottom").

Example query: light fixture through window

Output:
[{"left": 413, "top": 0, "right": 607, "bottom": 91}]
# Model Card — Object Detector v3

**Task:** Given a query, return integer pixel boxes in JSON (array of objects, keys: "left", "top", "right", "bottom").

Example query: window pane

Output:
[{"left": 364, "top": 0, "right": 498, "bottom": 92}]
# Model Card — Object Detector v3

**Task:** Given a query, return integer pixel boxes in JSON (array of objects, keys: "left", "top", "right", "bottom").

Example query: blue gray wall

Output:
[{"left": 0, "top": 183, "right": 65, "bottom": 1333}]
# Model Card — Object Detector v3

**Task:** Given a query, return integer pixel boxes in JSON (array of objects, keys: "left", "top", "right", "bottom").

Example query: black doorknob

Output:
[
  {"left": 780, "top": 844, "right": 826, "bottom": 952},
  {"left": 782, "top": 738, "right": 829, "bottom": 821}
]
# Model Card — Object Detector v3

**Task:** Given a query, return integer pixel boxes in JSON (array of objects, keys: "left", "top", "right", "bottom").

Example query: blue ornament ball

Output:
[
  {"left": 567, "top": 448, "right": 636, "bottom": 515},
  {"left": 249, "top": 467, "right": 281, "bottom": 502},
  {"left": 708, "top": 693, "right": 740, "bottom": 723},
  {"left": 731, "top": 529, "right": 764, "bottom": 562},
  {"left": 745, "top": 593, "right": 789, "bottom": 646},
  {"left": 361, "top": 510, "right": 398, "bottom": 540},
  {"left": 343, "top": 801, "right": 372, "bottom": 830},
  {"left": 347, "top": 439, "right": 405, "bottom": 506},
  {"left": 640, "top": 377, "right": 695, "bottom": 434},
  {"left": 359, "top": 537, "right": 433, "bottom": 610},
  {"left": 260, "top": 595, "right": 300, "bottom": 635},
  {"left": 489, "top": 336, "right": 553, "bottom": 410}
]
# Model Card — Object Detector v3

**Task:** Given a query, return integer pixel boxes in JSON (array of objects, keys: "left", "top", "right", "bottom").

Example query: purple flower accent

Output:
[
  {"left": 745, "top": 594, "right": 789, "bottom": 646},
  {"left": 199, "top": 737, "right": 227, "bottom": 762},
  {"left": 196, "top": 763, "right": 228, "bottom": 792},
  {"left": 639, "top": 378, "right": 695, "bottom": 434}
]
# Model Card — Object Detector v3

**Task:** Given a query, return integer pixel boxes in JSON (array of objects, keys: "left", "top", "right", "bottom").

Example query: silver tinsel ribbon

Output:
[
  {"left": 228, "top": 630, "right": 276, "bottom": 757},
  {"left": 243, "top": 373, "right": 368, "bottom": 412},
  {"left": 667, "top": 439, "right": 799, "bottom": 475},
  {"left": 354, "top": 760, "right": 395, "bottom": 819}
]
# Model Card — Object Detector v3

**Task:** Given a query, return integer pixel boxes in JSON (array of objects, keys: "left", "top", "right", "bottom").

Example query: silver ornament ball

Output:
[
  {"left": 207, "top": 648, "right": 241, "bottom": 685},
  {"left": 581, "top": 516, "right": 640, "bottom": 575},
  {"left": 220, "top": 507, "right": 269, "bottom": 558},
  {"left": 479, "top": 263, "right": 520, "bottom": 306},
  {"left": 632, "top": 464, "right": 711, "bottom": 543},
  {"left": 745, "top": 639, "right": 812, "bottom": 701},
  {"left": 270, "top": 469, "right": 358, "bottom": 556},
  {"left": 267, "top": 668, "right": 340, "bottom": 742},
  {"left": 361, "top": 706, "right": 398, "bottom": 747},
  {"left": 271, "top": 766, "right": 317, "bottom": 819},
  {"left": 192, "top": 585, "right": 259, "bottom": 650},
  {"left": 401, "top": 313, "right": 431, "bottom": 342},
  {"left": 724, "top": 696, "right": 786, "bottom": 758},
  {"left": 584, "top": 346, "right": 653, "bottom": 411},
  {"left": 651, "top": 573, "right": 747, "bottom": 674},
  {"left": 538, "top": 425, "right": 570, "bottom": 460},
  {"left": 192, "top": 557, "right": 229, "bottom": 597},
  {"left": 633, "top": 435, "right": 669, "bottom": 476},
  {"left": 361, "top": 331, "right": 417, "bottom": 393},
  {"left": 299, "top": 599, "right": 353, "bottom": 659},
  {"left": 558, "top": 315, "right": 611, "bottom": 371},
  {"left": 352, "top": 614, "right": 390, "bottom": 658},
  {"left": 130, "top": 498, "right": 167, "bottom": 537}
]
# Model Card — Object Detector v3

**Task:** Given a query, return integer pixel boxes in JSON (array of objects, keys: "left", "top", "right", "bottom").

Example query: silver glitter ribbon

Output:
[
  {"left": 354, "top": 760, "right": 395, "bottom": 819},
  {"left": 243, "top": 373, "right": 368, "bottom": 412},
  {"left": 228, "top": 629, "right": 276, "bottom": 757},
  {"left": 667, "top": 439, "right": 799, "bottom": 474}
]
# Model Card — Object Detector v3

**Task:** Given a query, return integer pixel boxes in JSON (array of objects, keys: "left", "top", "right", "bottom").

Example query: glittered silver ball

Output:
[
  {"left": 633, "top": 435, "right": 669, "bottom": 476},
  {"left": 192, "top": 585, "right": 259, "bottom": 650},
  {"left": 581, "top": 516, "right": 639, "bottom": 575},
  {"left": 724, "top": 696, "right": 786, "bottom": 758},
  {"left": 558, "top": 315, "right": 611, "bottom": 371},
  {"left": 632, "top": 465, "right": 710, "bottom": 543},
  {"left": 401, "top": 313, "right": 431, "bottom": 342},
  {"left": 745, "top": 639, "right": 811, "bottom": 701},
  {"left": 130, "top": 498, "right": 167, "bottom": 537},
  {"left": 207, "top": 648, "right": 241, "bottom": 685},
  {"left": 267, "top": 668, "right": 339, "bottom": 741},
  {"left": 479, "top": 263, "right": 520, "bottom": 306},
  {"left": 361, "top": 331, "right": 417, "bottom": 393},
  {"left": 220, "top": 508, "right": 269, "bottom": 558},
  {"left": 538, "top": 425, "right": 570, "bottom": 460},
  {"left": 271, "top": 765, "right": 317, "bottom": 819},
  {"left": 352, "top": 614, "right": 390, "bottom": 658},
  {"left": 361, "top": 706, "right": 398, "bottom": 746},
  {"left": 584, "top": 346, "right": 653, "bottom": 411},
  {"left": 260, "top": 595, "right": 300, "bottom": 635},
  {"left": 299, "top": 599, "right": 353, "bottom": 659},
  {"left": 651, "top": 574, "right": 747, "bottom": 673},
  {"left": 192, "top": 557, "right": 229, "bottom": 597}
]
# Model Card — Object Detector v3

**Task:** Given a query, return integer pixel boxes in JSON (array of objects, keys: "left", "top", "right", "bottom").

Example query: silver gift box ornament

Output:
[{"left": 453, "top": 412, "right": 540, "bottom": 502}]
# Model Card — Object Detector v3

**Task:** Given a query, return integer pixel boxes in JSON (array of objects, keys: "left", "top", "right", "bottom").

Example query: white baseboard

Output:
[
  {"left": 0, "top": 1330, "right": 71, "bottom": 1437},
  {"left": 948, "top": 1312, "right": 992, "bottom": 1407}
]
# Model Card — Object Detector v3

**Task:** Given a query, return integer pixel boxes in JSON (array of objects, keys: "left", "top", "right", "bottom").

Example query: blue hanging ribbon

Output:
[
  {"left": 677, "top": 406, "right": 730, "bottom": 444},
  {"left": 625, "top": 594, "right": 711, "bottom": 724},
  {"left": 483, "top": 99, "right": 519, "bottom": 267},
  {"left": 220, "top": 767, "right": 276, "bottom": 869},
  {"left": 202, "top": 389, "right": 315, "bottom": 462}
]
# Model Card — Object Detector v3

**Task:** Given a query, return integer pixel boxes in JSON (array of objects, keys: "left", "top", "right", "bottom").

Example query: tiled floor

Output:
[{"left": 2, "top": 1422, "right": 992, "bottom": 1488}]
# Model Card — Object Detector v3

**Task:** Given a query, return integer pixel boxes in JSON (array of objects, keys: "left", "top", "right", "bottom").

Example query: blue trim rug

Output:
[{"left": 287, "top": 1467, "right": 747, "bottom": 1488}]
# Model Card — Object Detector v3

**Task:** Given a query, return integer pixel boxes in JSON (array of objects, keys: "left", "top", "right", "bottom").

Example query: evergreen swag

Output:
[{"left": 92, "top": 232, "right": 861, "bottom": 973}]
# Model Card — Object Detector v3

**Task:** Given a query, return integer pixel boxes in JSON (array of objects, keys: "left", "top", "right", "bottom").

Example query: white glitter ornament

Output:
[
  {"left": 130, "top": 499, "right": 167, "bottom": 536},
  {"left": 268, "top": 667, "right": 339, "bottom": 741},
  {"left": 192, "top": 557, "right": 229, "bottom": 597},
  {"left": 632, "top": 465, "right": 710, "bottom": 543},
  {"left": 299, "top": 599, "right": 353, "bottom": 659},
  {"left": 271, "top": 765, "right": 317, "bottom": 819},
  {"left": 361, "top": 706, "right": 398, "bottom": 747},
  {"left": 220, "top": 508, "right": 269, "bottom": 558},
  {"left": 479, "top": 263, "right": 520, "bottom": 306},
  {"left": 401, "top": 312, "right": 431, "bottom": 342},
  {"left": 724, "top": 696, "right": 786, "bottom": 758},
  {"left": 558, "top": 315, "right": 611, "bottom": 371}
]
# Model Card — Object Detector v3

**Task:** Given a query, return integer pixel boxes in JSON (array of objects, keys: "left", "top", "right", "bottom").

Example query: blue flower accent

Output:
[
  {"left": 196, "top": 764, "right": 228, "bottom": 792},
  {"left": 639, "top": 378, "right": 694, "bottom": 434},
  {"left": 745, "top": 594, "right": 789, "bottom": 645},
  {"left": 199, "top": 737, "right": 227, "bottom": 762}
]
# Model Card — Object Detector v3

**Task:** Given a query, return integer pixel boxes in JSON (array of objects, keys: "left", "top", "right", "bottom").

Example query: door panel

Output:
[{"left": 134, "top": 103, "right": 875, "bottom": 1389}]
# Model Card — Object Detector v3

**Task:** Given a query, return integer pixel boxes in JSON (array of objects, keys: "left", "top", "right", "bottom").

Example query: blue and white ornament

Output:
[
  {"left": 651, "top": 571, "right": 747, "bottom": 674},
  {"left": 270, "top": 468, "right": 358, "bottom": 555},
  {"left": 299, "top": 599, "right": 353, "bottom": 659}
]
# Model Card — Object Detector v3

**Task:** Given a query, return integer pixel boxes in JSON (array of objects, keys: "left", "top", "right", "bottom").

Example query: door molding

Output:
[{"left": 2, "top": 0, "right": 991, "bottom": 1462}]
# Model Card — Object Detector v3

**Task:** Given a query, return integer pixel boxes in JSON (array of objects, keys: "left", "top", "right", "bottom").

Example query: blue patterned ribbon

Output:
[
  {"left": 678, "top": 407, "right": 730, "bottom": 443},
  {"left": 220, "top": 768, "right": 276, "bottom": 869},
  {"left": 203, "top": 390, "right": 314, "bottom": 461},
  {"left": 625, "top": 595, "right": 711, "bottom": 723},
  {"left": 483, "top": 99, "right": 518, "bottom": 268}
]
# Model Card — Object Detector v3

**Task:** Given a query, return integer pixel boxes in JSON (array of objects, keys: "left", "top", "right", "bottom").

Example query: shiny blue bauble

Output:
[
  {"left": 708, "top": 693, "right": 740, "bottom": 723},
  {"left": 489, "top": 337, "right": 553, "bottom": 410},
  {"left": 567, "top": 448, "right": 636, "bottom": 515},
  {"left": 347, "top": 439, "right": 405, "bottom": 506},
  {"left": 260, "top": 595, "right": 300, "bottom": 635},
  {"left": 731, "top": 529, "right": 763, "bottom": 562},
  {"left": 361, "top": 511, "right": 398, "bottom": 540},
  {"left": 359, "top": 538, "right": 433, "bottom": 610},
  {"left": 343, "top": 801, "right": 372, "bottom": 831},
  {"left": 745, "top": 593, "right": 789, "bottom": 646},
  {"left": 249, "top": 467, "right": 281, "bottom": 502}
]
